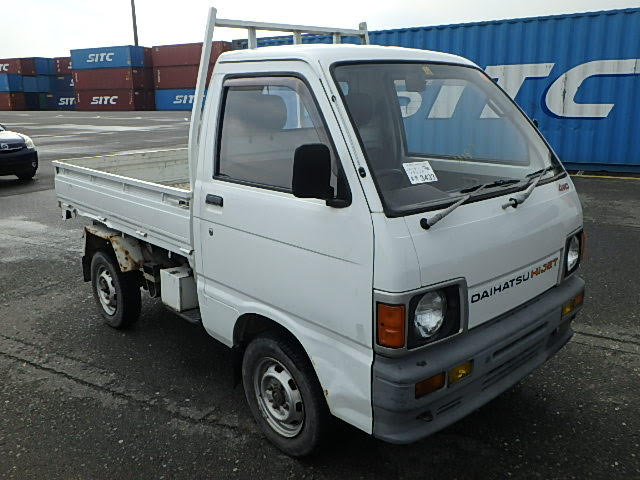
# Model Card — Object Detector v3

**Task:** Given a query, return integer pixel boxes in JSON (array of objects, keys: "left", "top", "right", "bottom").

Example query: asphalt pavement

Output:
[{"left": 0, "top": 111, "right": 638, "bottom": 479}]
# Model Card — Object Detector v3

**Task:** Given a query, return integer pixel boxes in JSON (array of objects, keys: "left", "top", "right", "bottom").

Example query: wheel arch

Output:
[
  {"left": 82, "top": 225, "right": 144, "bottom": 281},
  {"left": 231, "top": 313, "right": 317, "bottom": 388}
]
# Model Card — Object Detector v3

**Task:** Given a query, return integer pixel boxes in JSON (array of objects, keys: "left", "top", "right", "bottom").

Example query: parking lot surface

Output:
[{"left": 0, "top": 112, "right": 638, "bottom": 479}]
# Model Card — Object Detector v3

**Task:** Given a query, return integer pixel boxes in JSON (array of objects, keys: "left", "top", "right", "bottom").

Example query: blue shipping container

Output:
[
  {"left": 22, "top": 76, "right": 38, "bottom": 93},
  {"left": 50, "top": 75, "right": 74, "bottom": 92},
  {"left": 0, "top": 74, "right": 23, "bottom": 92},
  {"left": 241, "top": 8, "right": 640, "bottom": 172},
  {"left": 155, "top": 89, "right": 203, "bottom": 110},
  {"left": 71, "top": 45, "right": 149, "bottom": 70},
  {"left": 33, "top": 57, "right": 54, "bottom": 75},
  {"left": 36, "top": 75, "right": 52, "bottom": 92},
  {"left": 48, "top": 92, "right": 76, "bottom": 110},
  {"left": 37, "top": 92, "right": 75, "bottom": 111}
]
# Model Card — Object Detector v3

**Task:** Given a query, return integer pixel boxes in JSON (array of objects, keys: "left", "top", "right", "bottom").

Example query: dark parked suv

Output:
[{"left": 0, "top": 123, "right": 38, "bottom": 180}]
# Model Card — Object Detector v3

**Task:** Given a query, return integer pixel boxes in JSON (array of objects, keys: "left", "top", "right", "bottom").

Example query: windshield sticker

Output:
[{"left": 402, "top": 161, "right": 438, "bottom": 184}]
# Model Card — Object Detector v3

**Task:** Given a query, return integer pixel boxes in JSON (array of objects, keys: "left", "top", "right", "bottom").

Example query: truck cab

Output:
[{"left": 54, "top": 11, "right": 585, "bottom": 457}]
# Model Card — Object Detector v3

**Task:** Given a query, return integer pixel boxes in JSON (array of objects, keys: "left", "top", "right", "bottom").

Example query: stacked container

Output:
[
  {"left": 71, "top": 45, "right": 154, "bottom": 111},
  {"left": 0, "top": 57, "right": 75, "bottom": 111},
  {"left": 32, "top": 58, "right": 75, "bottom": 111},
  {"left": 0, "top": 58, "right": 35, "bottom": 110},
  {"left": 152, "top": 42, "right": 230, "bottom": 110},
  {"left": 33, "top": 58, "right": 55, "bottom": 110},
  {"left": 54, "top": 57, "right": 72, "bottom": 74},
  {"left": 40, "top": 57, "right": 76, "bottom": 111}
]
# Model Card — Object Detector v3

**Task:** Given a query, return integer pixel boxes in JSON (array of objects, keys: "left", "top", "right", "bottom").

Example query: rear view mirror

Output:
[
  {"left": 405, "top": 71, "right": 428, "bottom": 92},
  {"left": 292, "top": 143, "right": 332, "bottom": 200}
]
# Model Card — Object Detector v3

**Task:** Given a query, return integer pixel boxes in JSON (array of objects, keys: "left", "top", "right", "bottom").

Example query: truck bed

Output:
[{"left": 53, "top": 148, "right": 193, "bottom": 255}]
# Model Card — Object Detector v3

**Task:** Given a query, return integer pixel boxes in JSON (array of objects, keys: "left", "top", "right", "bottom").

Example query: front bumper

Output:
[
  {"left": 0, "top": 148, "right": 38, "bottom": 176},
  {"left": 372, "top": 275, "right": 584, "bottom": 444}
]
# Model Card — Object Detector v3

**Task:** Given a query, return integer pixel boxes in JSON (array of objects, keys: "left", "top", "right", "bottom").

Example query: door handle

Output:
[{"left": 205, "top": 194, "right": 223, "bottom": 207}]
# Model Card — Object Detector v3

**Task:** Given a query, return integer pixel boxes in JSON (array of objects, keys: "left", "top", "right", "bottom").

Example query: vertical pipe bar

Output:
[
  {"left": 359, "top": 22, "right": 369, "bottom": 44},
  {"left": 188, "top": 7, "right": 217, "bottom": 193},
  {"left": 248, "top": 27, "right": 257, "bottom": 48},
  {"left": 333, "top": 33, "right": 341, "bottom": 44},
  {"left": 130, "top": 0, "right": 139, "bottom": 46},
  {"left": 293, "top": 31, "right": 303, "bottom": 127}
]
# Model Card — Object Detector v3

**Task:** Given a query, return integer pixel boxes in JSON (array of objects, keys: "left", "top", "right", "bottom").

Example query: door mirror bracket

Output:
[{"left": 326, "top": 197, "right": 350, "bottom": 208}]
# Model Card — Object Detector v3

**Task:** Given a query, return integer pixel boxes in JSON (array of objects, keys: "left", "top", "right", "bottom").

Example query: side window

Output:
[{"left": 217, "top": 76, "right": 337, "bottom": 191}]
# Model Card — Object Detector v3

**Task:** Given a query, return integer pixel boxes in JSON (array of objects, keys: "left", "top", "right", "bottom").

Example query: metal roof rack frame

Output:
[
  {"left": 188, "top": 7, "right": 369, "bottom": 192},
  {"left": 217, "top": 18, "right": 370, "bottom": 48}
]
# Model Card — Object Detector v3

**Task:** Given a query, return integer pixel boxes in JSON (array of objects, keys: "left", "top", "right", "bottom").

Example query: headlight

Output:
[
  {"left": 414, "top": 291, "right": 447, "bottom": 338},
  {"left": 407, "top": 284, "right": 463, "bottom": 349},
  {"left": 18, "top": 134, "right": 35, "bottom": 149},
  {"left": 566, "top": 236, "right": 580, "bottom": 271},
  {"left": 564, "top": 231, "right": 584, "bottom": 275}
]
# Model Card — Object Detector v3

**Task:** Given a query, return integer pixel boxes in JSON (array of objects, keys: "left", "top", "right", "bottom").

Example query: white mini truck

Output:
[{"left": 54, "top": 9, "right": 586, "bottom": 456}]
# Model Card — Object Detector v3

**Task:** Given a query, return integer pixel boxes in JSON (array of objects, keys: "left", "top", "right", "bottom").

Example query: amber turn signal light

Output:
[
  {"left": 377, "top": 303, "right": 405, "bottom": 348},
  {"left": 562, "top": 290, "right": 585, "bottom": 316},
  {"left": 415, "top": 372, "right": 446, "bottom": 398},
  {"left": 449, "top": 360, "right": 473, "bottom": 384},
  {"left": 562, "top": 299, "right": 575, "bottom": 316}
]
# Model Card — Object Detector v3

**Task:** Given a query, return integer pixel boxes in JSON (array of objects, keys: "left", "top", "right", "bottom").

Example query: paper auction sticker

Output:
[{"left": 402, "top": 161, "right": 438, "bottom": 184}]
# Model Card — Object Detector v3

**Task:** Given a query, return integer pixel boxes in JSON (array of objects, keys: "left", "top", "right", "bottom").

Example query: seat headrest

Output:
[
  {"left": 226, "top": 90, "right": 288, "bottom": 132},
  {"left": 345, "top": 92, "right": 374, "bottom": 126}
]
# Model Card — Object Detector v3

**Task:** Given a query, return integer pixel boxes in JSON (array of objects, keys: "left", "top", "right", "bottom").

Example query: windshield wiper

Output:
[
  {"left": 420, "top": 183, "right": 489, "bottom": 230},
  {"left": 459, "top": 178, "right": 520, "bottom": 194},
  {"left": 501, "top": 166, "right": 555, "bottom": 210},
  {"left": 419, "top": 168, "right": 554, "bottom": 230},
  {"left": 420, "top": 178, "right": 519, "bottom": 230}
]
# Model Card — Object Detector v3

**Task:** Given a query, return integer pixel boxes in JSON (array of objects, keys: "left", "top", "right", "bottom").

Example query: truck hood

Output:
[{"left": 402, "top": 177, "right": 582, "bottom": 329}]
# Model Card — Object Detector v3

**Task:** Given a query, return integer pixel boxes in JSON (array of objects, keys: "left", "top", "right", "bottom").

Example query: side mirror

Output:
[
  {"left": 292, "top": 143, "right": 332, "bottom": 201},
  {"left": 532, "top": 118, "right": 539, "bottom": 128}
]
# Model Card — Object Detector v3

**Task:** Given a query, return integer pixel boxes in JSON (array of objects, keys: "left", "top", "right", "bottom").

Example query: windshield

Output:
[{"left": 333, "top": 62, "right": 560, "bottom": 216}]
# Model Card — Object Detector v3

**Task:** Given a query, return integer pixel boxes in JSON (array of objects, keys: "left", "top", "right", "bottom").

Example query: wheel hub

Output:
[
  {"left": 96, "top": 266, "right": 117, "bottom": 316},
  {"left": 254, "top": 358, "right": 304, "bottom": 438}
]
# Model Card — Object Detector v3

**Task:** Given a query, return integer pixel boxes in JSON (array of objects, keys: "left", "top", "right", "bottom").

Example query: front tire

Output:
[
  {"left": 242, "top": 333, "right": 329, "bottom": 457},
  {"left": 16, "top": 168, "right": 36, "bottom": 180},
  {"left": 90, "top": 251, "right": 141, "bottom": 329}
]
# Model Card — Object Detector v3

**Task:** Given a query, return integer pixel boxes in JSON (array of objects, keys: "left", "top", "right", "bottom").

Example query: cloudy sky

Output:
[{"left": 3, "top": 0, "right": 639, "bottom": 58}]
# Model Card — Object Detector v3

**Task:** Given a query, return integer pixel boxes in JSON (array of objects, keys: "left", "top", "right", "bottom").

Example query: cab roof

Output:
[{"left": 217, "top": 44, "right": 477, "bottom": 68}]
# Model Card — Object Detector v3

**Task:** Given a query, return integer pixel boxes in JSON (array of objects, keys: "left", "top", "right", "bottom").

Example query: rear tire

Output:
[
  {"left": 242, "top": 332, "right": 329, "bottom": 457},
  {"left": 90, "top": 251, "right": 141, "bottom": 329},
  {"left": 16, "top": 168, "right": 36, "bottom": 180}
]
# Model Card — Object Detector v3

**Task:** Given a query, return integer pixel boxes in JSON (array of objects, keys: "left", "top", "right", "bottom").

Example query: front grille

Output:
[
  {"left": 482, "top": 341, "right": 543, "bottom": 391},
  {"left": 493, "top": 322, "right": 548, "bottom": 360},
  {"left": 0, "top": 144, "right": 25, "bottom": 154}
]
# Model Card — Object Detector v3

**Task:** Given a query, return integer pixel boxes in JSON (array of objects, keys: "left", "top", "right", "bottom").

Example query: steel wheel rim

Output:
[
  {"left": 253, "top": 357, "right": 304, "bottom": 438},
  {"left": 96, "top": 266, "right": 117, "bottom": 316}
]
